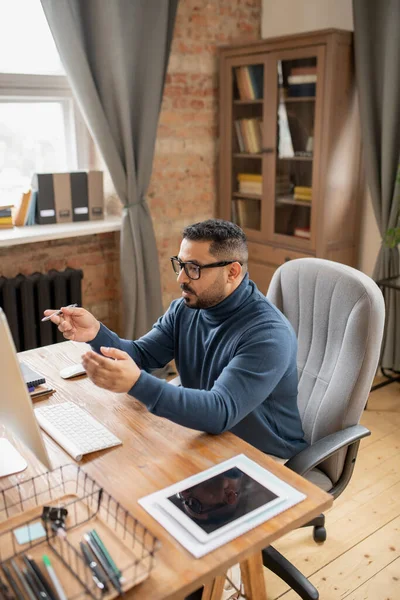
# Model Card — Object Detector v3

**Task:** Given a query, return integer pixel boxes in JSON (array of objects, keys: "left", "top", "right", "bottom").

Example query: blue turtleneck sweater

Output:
[{"left": 90, "top": 275, "right": 307, "bottom": 459}]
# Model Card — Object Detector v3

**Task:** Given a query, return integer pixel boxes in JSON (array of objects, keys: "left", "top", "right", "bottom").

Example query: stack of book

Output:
[
  {"left": 20, "top": 362, "right": 54, "bottom": 399},
  {"left": 235, "top": 65, "right": 264, "bottom": 100},
  {"left": 294, "top": 186, "right": 312, "bottom": 202},
  {"left": 235, "top": 119, "right": 263, "bottom": 154},
  {"left": 0, "top": 204, "right": 14, "bottom": 229},
  {"left": 237, "top": 173, "right": 262, "bottom": 196},
  {"left": 287, "top": 66, "right": 317, "bottom": 97}
]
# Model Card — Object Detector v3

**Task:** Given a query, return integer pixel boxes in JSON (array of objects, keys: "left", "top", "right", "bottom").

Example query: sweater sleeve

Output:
[
  {"left": 90, "top": 302, "right": 177, "bottom": 371},
  {"left": 129, "top": 324, "right": 293, "bottom": 433}
]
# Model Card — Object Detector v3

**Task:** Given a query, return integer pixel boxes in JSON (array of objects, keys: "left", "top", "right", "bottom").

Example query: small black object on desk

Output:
[
  {"left": 41, "top": 506, "right": 68, "bottom": 538},
  {"left": 371, "top": 275, "right": 400, "bottom": 391}
]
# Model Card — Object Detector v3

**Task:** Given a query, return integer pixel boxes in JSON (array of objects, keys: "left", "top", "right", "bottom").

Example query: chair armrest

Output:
[{"left": 285, "top": 425, "right": 371, "bottom": 476}]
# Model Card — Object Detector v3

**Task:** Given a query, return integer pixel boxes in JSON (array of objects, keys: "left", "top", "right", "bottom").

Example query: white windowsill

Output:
[{"left": 0, "top": 216, "right": 122, "bottom": 248}]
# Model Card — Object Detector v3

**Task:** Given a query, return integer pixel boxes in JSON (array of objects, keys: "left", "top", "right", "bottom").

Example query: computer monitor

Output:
[{"left": 0, "top": 308, "right": 51, "bottom": 477}]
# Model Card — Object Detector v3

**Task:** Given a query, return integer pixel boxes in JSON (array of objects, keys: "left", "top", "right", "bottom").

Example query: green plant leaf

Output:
[{"left": 384, "top": 227, "right": 400, "bottom": 248}]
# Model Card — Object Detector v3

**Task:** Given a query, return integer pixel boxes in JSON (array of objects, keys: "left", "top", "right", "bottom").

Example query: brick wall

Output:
[
  {"left": 148, "top": 0, "right": 261, "bottom": 308},
  {"left": 0, "top": 232, "right": 121, "bottom": 334},
  {"left": 0, "top": 0, "right": 261, "bottom": 339}
]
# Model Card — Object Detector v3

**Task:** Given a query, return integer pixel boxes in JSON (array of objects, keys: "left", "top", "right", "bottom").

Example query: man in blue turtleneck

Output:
[{"left": 45, "top": 219, "right": 307, "bottom": 460}]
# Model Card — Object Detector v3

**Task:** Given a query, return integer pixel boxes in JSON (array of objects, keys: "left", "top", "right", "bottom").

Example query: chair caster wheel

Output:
[{"left": 313, "top": 526, "right": 327, "bottom": 543}]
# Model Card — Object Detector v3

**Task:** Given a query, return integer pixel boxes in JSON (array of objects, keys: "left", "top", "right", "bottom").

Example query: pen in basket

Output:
[
  {"left": 83, "top": 533, "right": 122, "bottom": 594},
  {"left": 90, "top": 529, "right": 122, "bottom": 579},
  {"left": 23, "top": 555, "right": 56, "bottom": 600},
  {"left": 42, "top": 555, "right": 67, "bottom": 600},
  {"left": 10, "top": 560, "right": 36, "bottom": 600},
  {"left": 1, "top": 564, "right": 24, "bottom": 600},
  {"left": 80, "top": 541, "right": 109, "bottom": 592}
]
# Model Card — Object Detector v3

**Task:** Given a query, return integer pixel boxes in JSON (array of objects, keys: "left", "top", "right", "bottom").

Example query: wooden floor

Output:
[{"left": 264, "top": 379, "right": 400, "bottom": 600}]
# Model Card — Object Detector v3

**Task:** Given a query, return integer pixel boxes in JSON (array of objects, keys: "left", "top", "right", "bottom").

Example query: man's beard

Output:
[{"left": 180, "top": 284, "right": 225, "bottom": 310}]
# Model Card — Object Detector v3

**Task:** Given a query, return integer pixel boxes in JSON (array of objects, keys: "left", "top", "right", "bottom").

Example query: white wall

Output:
[
  {"left": 262, "top": 0, "right": 380, "bottom": 276},
  {"left": 262, "top": 0, "right": 353, "bottom": 39}
]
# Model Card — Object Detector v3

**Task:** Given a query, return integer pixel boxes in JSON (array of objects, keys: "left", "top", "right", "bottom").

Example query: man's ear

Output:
[{"left": 227, "top": 262, "right": 242, "bottom": 282}]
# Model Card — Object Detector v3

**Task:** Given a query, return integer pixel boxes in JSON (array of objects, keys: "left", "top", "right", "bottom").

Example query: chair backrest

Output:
[{"left": 267, "top": 258, "right": 385, "bottom": 483}]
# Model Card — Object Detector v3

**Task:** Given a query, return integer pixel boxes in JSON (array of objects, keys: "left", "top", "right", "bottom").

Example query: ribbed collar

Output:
[{"left": 199, "top": 273, "right": 252, "bottom": 324}]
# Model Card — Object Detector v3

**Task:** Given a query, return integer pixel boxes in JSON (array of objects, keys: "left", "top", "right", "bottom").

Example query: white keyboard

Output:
[{"left": 34, "top": 402, "right": 122, "bottom": 461}]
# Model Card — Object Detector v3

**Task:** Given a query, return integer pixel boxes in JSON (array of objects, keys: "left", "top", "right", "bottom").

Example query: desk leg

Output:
[
  {"left": 201, "top": 573, "right": 227, "bottom": 600},
  {"left": 240, "top": 550, "right": 268, "bottom": 600}
]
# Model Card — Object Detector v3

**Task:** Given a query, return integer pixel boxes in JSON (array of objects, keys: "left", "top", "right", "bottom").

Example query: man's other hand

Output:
[{"left": 82, "top": 347, "right": 141, "bottom": 393}]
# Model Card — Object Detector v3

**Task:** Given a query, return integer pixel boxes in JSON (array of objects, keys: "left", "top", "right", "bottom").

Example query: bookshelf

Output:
[{"left": 218, "top": 29, "right": 363, "bottom": 293}]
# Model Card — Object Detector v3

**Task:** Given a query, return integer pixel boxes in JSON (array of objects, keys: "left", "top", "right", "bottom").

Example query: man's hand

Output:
[
  {"left": 82, "top": 347, "right": 141, "bottom": 393},
  {"left": 43, "top": 306, "right": 100, "bottom": 342}
]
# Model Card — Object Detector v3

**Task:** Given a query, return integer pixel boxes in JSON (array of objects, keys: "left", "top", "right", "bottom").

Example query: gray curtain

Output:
[
  {"left": 353, "top": 0, "right": 400, "bottom": 371},
  {"left": 41, "top": 0, "right": 178, "bottom": 338}
]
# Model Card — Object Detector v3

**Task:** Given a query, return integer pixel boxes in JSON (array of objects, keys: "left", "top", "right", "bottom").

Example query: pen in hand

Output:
[{"left": 41, "top": 304, "right": 78, "bottom": 322}]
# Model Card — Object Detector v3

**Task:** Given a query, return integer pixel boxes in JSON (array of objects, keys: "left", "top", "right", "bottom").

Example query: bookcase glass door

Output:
[
  {"left": 272, "top": 54, "right": 319, "bottom": 243},
  {"left": 230, "top": 60, "right": 265, "bottom": 236}
]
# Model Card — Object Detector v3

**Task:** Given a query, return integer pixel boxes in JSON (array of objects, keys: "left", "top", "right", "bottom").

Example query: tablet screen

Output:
[{"left": 166, "top": 466, "right": 280, "bottom": 535}]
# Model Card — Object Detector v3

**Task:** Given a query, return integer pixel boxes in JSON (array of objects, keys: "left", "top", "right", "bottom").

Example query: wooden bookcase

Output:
[{"left": 218, "top": 29, "right": 363, "bottom": 293}]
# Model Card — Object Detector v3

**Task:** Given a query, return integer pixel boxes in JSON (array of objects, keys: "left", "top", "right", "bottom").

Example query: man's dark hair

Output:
[{"left": 182, "top": 219, "right": 248, "bottom": 272}]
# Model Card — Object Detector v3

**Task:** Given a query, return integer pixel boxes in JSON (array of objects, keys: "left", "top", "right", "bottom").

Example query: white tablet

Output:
[{"left": 157, "top": 455, "right": 291, "bottom": 543}]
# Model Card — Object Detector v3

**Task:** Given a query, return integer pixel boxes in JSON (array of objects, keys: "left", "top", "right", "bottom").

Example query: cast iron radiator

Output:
[{"left": 0, "top": 268, "right": 83, "bottom": 351}]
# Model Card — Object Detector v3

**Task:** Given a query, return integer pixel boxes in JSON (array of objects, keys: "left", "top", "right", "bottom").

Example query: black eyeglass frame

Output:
[{"left": 170, "top": 256, "right": 242, "bottom": 280}]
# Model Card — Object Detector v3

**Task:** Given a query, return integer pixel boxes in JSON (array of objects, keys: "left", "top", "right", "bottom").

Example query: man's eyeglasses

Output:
[{"left": 170, "top": 256, "right": 242, "bottom": 280}]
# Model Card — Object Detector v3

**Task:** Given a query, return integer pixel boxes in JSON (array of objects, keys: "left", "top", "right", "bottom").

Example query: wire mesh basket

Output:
[{"left": 0, "top": 464, "right": 160, "bottom": 599}]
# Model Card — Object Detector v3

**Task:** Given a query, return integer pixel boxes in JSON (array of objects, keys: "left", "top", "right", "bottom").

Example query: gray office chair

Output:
[{"left": 262, "top": 258, "right": 385, "bottom": 600}]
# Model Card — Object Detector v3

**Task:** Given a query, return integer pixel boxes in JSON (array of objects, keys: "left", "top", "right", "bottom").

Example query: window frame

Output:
[{"left": 0, "top": 72, "right": 93, "bottom": 176}]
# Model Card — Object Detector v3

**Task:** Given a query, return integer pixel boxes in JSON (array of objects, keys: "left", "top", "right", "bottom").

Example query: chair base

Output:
[
  {"left": 262, "top": 546, "right": 319, "bottom": 600},
  {"left": 301, "top": 513, "right": 327, "bottom": 543}
]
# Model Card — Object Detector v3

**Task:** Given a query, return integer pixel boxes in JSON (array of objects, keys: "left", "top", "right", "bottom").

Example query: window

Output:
[{"left": 0, "top": 0, "right": 91, "bottom": 206}]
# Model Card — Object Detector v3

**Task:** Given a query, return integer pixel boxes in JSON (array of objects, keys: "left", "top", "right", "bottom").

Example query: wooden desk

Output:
[{"left": 3, "top": 341, "right": 332, "bottom": 599}]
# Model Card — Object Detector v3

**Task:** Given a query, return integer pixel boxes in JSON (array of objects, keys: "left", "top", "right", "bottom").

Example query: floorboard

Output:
[{"left": 264, "top": 379, "right": 400, "bottom": 600}]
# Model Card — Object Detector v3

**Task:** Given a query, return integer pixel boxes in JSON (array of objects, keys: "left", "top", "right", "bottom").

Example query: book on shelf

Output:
[
  {"left": 234, "top": 121, "right": 245, "bottom": 153},
  {"left": 238, "top": 184, "right": 262, "bottom": 195},
  {"left": 275, "top": 173, "right": 292, "bottom": 196},
  {"left": 0, "top": 207, "right": 13, "bottom": 217},
  {"left": 234, "top": 198, "right": 260, "bottom": 230},
  {"left": 288, "top": 83, "right": 316, "bottom": 97},
  {"left": 235, "top": 65, "right": 264, "bottom": 100},
  {"left": 293, "top": 227, "right": 311, "bottom": 239},
  {"left": 293, "top": 186, "right": 312, "bottom": 202},
  {"left": 294, "top": 186, "right": 312, "bottom": 194},
  {"left": 237, "top": 173, "right": 262, "bottom": 196},
  {"left": 14, "top": 190, "right": 32, "bottom": 226},
  {"left": 294, "top": 194, "right": 312, "bottom": 202},
  {"left": 26, "top": 190, "right": 37, "bottom": 226},
  {"left": 234, "top": 119, "right": 263, "bottom": 154},
  {"left": 0, "top": 204, "right": 14, "bottom": 229},
  {"left": 231, "top": 199, "right": 238, "bottom": 225},
  {"left": 237, "top": 173, "right": 262, "bottom": 183},
  {"left": 239, "top": 120, "right": 251, "bottom": 153},
  {"left": 291, "top": 66, "right": 317, "bottom": 76},
  {"left": 288, "top": 75, "right": 317, "bottom": 84}
]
